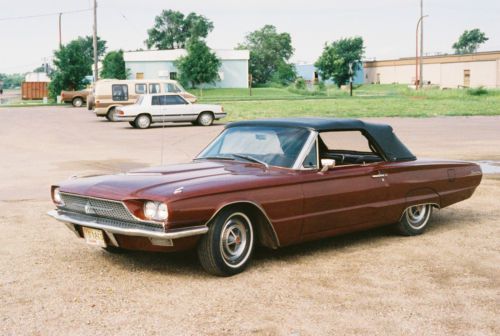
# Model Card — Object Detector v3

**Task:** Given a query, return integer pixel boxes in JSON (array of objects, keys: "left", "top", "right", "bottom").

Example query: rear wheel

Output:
[
  {"left": 106, "top": 107, "right": 118, "bottom": 121},
  {"left": 72, "top": 97, "right": 83, "bottom": 107},
  {"left": 197, "top": 112, "right": 214, "bottom": 126},
  {"left": 197, "top": 209, "right": 255, "bottom": 276},
  {"left": 134, "top": 114, "right": 151, "bottom": 129},
  {"left": 397, "top": 204, "right": 433, "bottom": 236}
]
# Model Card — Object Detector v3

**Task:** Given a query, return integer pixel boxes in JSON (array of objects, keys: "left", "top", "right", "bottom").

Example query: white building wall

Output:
[{"left": 365, "top": 60, "right": 499, "bottom": 88}]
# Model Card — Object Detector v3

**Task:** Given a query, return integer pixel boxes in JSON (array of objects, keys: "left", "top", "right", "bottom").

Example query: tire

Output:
[
  {"left": 397, "top": 204, "right": 433, "bottom": 236},
  {"left": 72, "top": 97, "right": 84, "bottom": 107},
  {"left": 197, "top": 209, "right": 255, "bottom": 276},
  {"left": 106, "top": 107, "right": 118, "bottom": 122},
  {"left": 134, "top": 114, "right": 151, "bottom": 129},
  {"left": 197, "top": 112, "right": 214, "bottom": 126},
  {"left": 129, "top": 121, "right": 137, "bottom": 128}
]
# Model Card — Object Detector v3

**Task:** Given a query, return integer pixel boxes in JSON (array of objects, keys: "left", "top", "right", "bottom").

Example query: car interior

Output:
[{"left": 317, "top": 131, "right": 384, "bottom": 168}]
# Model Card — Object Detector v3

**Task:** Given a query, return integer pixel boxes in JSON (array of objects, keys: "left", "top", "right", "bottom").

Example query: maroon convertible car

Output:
[{"left": 48, "top": 118, "right": 482, "bottom": 276}]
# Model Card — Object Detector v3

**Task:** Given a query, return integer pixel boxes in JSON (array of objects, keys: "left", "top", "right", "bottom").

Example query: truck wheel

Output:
[
  {"left": 197, "top": 112, "right": 214, "bottom": 126},
  {"left": 134, "top": 114, "right": 151, "bottom": 129},
  {"left": 397, "top": 204, "right": 433, "bottom": 236},
  {"left": 106, "top": 107, "right": 118, "bottom": 122},
  {"left": 197, "top": 209, "right": 255, "bottom": 276},
  {"left": 72, "top": 97, "right": 84, "bottom": 107}
]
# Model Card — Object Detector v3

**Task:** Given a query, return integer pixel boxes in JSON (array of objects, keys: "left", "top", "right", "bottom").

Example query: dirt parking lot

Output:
[{"left": 1, "top": 106, "right": 499, "bottom": 335}]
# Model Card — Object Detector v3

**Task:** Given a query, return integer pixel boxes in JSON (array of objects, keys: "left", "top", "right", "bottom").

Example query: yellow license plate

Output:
[{"left": 82, "top": 227, "right": 107, "bottom": 247}]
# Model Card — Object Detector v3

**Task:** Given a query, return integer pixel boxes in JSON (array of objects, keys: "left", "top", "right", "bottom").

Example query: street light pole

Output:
[
  {"left": 419, "top": 0, "right": 424, "bottom": 89},
  {"left": 415, "top": 14, "right": 428, "bottom": 89},
  {"left": 93, "top": 0, "right": 98, "bottom": 83}
]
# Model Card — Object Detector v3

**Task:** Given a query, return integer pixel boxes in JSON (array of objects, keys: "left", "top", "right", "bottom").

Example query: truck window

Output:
[
  {"left": 164, "top": 83, "right": 181, "bottom": 93},
  {"left": 112, "top": 84, "right": 128, "bottom": 101},
  {"left": 149, "top": 83, "right": 160, "bottom": 94},
  {"left": 135, "top": 84, "right": 147, "bottom": 94}
]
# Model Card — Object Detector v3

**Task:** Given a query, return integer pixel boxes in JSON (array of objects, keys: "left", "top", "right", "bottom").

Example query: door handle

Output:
[{"left": 371, "top": 173, "right": 388, "bottom": 178}]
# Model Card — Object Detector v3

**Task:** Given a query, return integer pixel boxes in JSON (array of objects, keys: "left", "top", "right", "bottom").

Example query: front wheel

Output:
[
  {"left": 134, "top": 114, "right": 151, "bottom": 129},
  {"left": 197, "top": 112, "right": 214, "bottom": 126},
  {"left": 397, "top": 204, "right": 433, "bottom": 236},
  {"left": 197, "top": 209, "right": 255, "bottom": 276},
  {"left": 129, "top": 121, "right": 137, "bottom": 128}
]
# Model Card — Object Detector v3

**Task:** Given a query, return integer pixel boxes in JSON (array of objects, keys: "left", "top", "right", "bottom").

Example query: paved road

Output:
[{"left": 1, "top": 106, "right": 499, "bottom": 335}]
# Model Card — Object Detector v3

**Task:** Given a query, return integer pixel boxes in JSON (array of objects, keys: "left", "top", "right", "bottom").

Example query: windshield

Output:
[{"left": 197, "top": 126, "right": 311, "bottom": 168}]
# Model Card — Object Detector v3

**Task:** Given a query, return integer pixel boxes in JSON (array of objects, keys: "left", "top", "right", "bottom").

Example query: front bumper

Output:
[{"left": 47, "top": 209, "right": 208, "bottom": 240}]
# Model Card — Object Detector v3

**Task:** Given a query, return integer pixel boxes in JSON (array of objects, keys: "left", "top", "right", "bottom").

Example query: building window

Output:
[
  {"left": 135, "top": 72, "right": 144, "bottom": 79},
  {"left": 135, "top": 83, "right": 147, "bottom": 94},
  {"left": 112, "top": 84, "right": 128, "bottom": 101},
  {"left": 169, "top": 72, "right": 177, "bottom": 80},
  {"left": 149, "top": 83, "right": 160, "bottom": 94}
]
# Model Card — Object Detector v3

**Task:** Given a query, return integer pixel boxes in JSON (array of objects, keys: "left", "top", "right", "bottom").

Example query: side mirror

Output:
[{"left": 320, "top": 159, "right": 336, "bottom": 172}]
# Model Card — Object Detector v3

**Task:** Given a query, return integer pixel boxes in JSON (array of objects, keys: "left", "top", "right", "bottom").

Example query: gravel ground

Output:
[{"left": 0, "top": 107, "right": 499, "bottom": 335}]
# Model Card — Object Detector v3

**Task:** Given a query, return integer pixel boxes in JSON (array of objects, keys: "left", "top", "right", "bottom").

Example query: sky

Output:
[{"left": 0, "top": 0, "right": 499, "bottom": 73}]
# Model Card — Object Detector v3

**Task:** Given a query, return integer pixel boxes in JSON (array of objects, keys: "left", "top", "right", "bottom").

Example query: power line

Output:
[{"left": 0, "top": 8, "right": 91, "bottom": 21}]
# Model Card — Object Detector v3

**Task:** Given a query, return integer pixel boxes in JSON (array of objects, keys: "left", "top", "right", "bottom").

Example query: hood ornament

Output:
[{"left": 173, "top": 187, "right": 184, "bottom": 194}]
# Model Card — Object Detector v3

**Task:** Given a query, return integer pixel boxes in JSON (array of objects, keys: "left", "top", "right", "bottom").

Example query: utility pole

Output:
[
  {"left": 93, "top": 0, "right": 98, "bottom": 83},
  {"left": 58, "top": 13, "right": 62, "bottom": 48},
  {"left": 419, "top": 0, "right": 424, "bottom": 89}
]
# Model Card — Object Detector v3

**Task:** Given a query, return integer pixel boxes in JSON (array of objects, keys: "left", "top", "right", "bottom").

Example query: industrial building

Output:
[
  {"left": 364, "top": 51, "right": 500, "bottom": 88},
  {"left": 124, "top": 49, "right": 250, "bottom": 88}
]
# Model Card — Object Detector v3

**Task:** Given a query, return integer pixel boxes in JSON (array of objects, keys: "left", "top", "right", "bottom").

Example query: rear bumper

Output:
[{"left": 47, "top": 209, "right": 208, "bottom": 240}]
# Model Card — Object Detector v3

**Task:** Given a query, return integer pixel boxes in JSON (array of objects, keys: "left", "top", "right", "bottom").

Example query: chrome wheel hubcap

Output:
[
  {"left": 200, "top": 114, "right": 212, "bottom": 125},
  {"left": 406, "top": 205, "right": 428, "bottom": 229},
  {"left": 219, "top": 213, "right": 253, "bottom": 268},
  {"left": 137, "top": 116, "right": 149, "bottom": 128}
]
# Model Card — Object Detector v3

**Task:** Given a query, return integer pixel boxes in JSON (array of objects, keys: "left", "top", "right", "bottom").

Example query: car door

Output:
[
  {"left": 161, "top": 95, "right": 192, "bottom": 121},
  {"left": 150, "top": 95, "right": 163, "bottom": 118},
  {"left": 299, "top": 132, "right": 391, "bottom": 239}
]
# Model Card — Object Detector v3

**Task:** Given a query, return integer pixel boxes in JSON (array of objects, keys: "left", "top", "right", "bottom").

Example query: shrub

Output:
[
  {"left": 467, "top": 86, "right": 488, "bottom": 96},
  {"left": 295, "top": 78, "right": 306, "bottom": 90}
]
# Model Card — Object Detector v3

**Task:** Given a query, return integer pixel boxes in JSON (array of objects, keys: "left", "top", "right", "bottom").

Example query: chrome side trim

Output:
[
  {"left": 203, "top": 200, "right": 280, "bottom": 247},
  {"left": 48, "top": 210, "right": 208, "bottom": 240},
  {"left": 293, "top": 131, "right": 318, "bottom": 170}
]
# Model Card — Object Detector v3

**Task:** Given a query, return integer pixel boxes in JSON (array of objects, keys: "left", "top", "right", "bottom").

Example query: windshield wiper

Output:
[
  {"left": 232, "top": 154, "right": 269, "bottom": 169},
  {"left": 194, "top": 156, "right": 235, "bottom": 161}
]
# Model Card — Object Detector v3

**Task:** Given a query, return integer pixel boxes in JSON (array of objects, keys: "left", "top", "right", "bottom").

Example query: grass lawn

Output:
[{"left": 196, "top": 84, "right": 500, "bottom": 121}]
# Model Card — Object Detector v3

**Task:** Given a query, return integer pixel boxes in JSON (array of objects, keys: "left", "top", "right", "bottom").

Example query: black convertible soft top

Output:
[{"left": 226, "top": 117, "right": 416, "bottom": 162}]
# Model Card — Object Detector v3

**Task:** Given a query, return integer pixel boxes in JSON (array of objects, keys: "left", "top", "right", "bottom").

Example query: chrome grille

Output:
[{"left": 59, "top": 193, "right": 162, "bottom": 229}]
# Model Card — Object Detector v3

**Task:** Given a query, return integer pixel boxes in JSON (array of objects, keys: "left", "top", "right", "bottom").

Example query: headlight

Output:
[
  {"left": 53, "top": 187, "right": 64, "bottom": 205},
  {"left": 143, "top": 201, "right": 168, "bottom": 221}
]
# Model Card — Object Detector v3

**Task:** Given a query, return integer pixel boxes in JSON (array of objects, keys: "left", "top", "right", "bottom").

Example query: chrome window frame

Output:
[{"left": 292, "top": 131, "right": 318, "bottom": 170}]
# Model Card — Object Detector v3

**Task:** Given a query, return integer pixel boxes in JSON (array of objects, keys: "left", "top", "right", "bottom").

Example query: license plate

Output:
[{"left": 82, "top": 227, "right": 107, "bottom": 247}]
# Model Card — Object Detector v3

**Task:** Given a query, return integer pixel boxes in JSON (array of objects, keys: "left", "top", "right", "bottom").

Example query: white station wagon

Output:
[{"left": 116, "top": 93, "right": 226, "bottom": 129}]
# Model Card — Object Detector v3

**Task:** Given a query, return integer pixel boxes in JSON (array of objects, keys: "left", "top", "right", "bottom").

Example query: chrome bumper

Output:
[{"left": 47, "top": 209, "right": 208, "bottom": 240}]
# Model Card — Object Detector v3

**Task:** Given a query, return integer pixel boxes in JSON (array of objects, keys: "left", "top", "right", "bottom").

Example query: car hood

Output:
[{"left": 58, "top": 160, "right": 293, "bottom": 202}]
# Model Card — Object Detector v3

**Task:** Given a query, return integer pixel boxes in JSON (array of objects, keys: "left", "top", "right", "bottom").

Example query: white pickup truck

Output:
[{"left": 116, "top": 93, "right": 225, "bottom": 129}]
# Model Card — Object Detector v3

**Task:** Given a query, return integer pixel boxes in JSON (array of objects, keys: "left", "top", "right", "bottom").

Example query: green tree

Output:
[
  {"left": 48, "top": 36, "right": 107, "bottom": 98},
  {"left": 315, "top": 37, "right": 364, "bottom": 88},
  {"left": 237, "top": 25, "right": 295, "bottom": 85},
  {"left": 452, "top": 29, "right": 488, "bottom": 54},
  {"left": 0, "top": 73, "right": 24, "bottom": 89},
  {"left": 176, "top": 39, "right": 220, "bottom": 88},
  {"left": 145, "top": 10, "right": 214, "bottom": 49},
  {"left": 101, "top": 50, "right": 128, "bottom": 79}
]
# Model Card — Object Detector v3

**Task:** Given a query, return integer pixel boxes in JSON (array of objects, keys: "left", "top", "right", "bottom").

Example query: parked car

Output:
[
  {"left": 115, "top": 93, "right": 225, "bottom": 128},
  {"left": 61, "top": 89, "right": 90, "bottom": 107},
  {"left": 87, "top": 79, "right": 197, "bottom": 121},
  {"left": 48, "top": 118, "right": 482, "bottom": 276}
]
